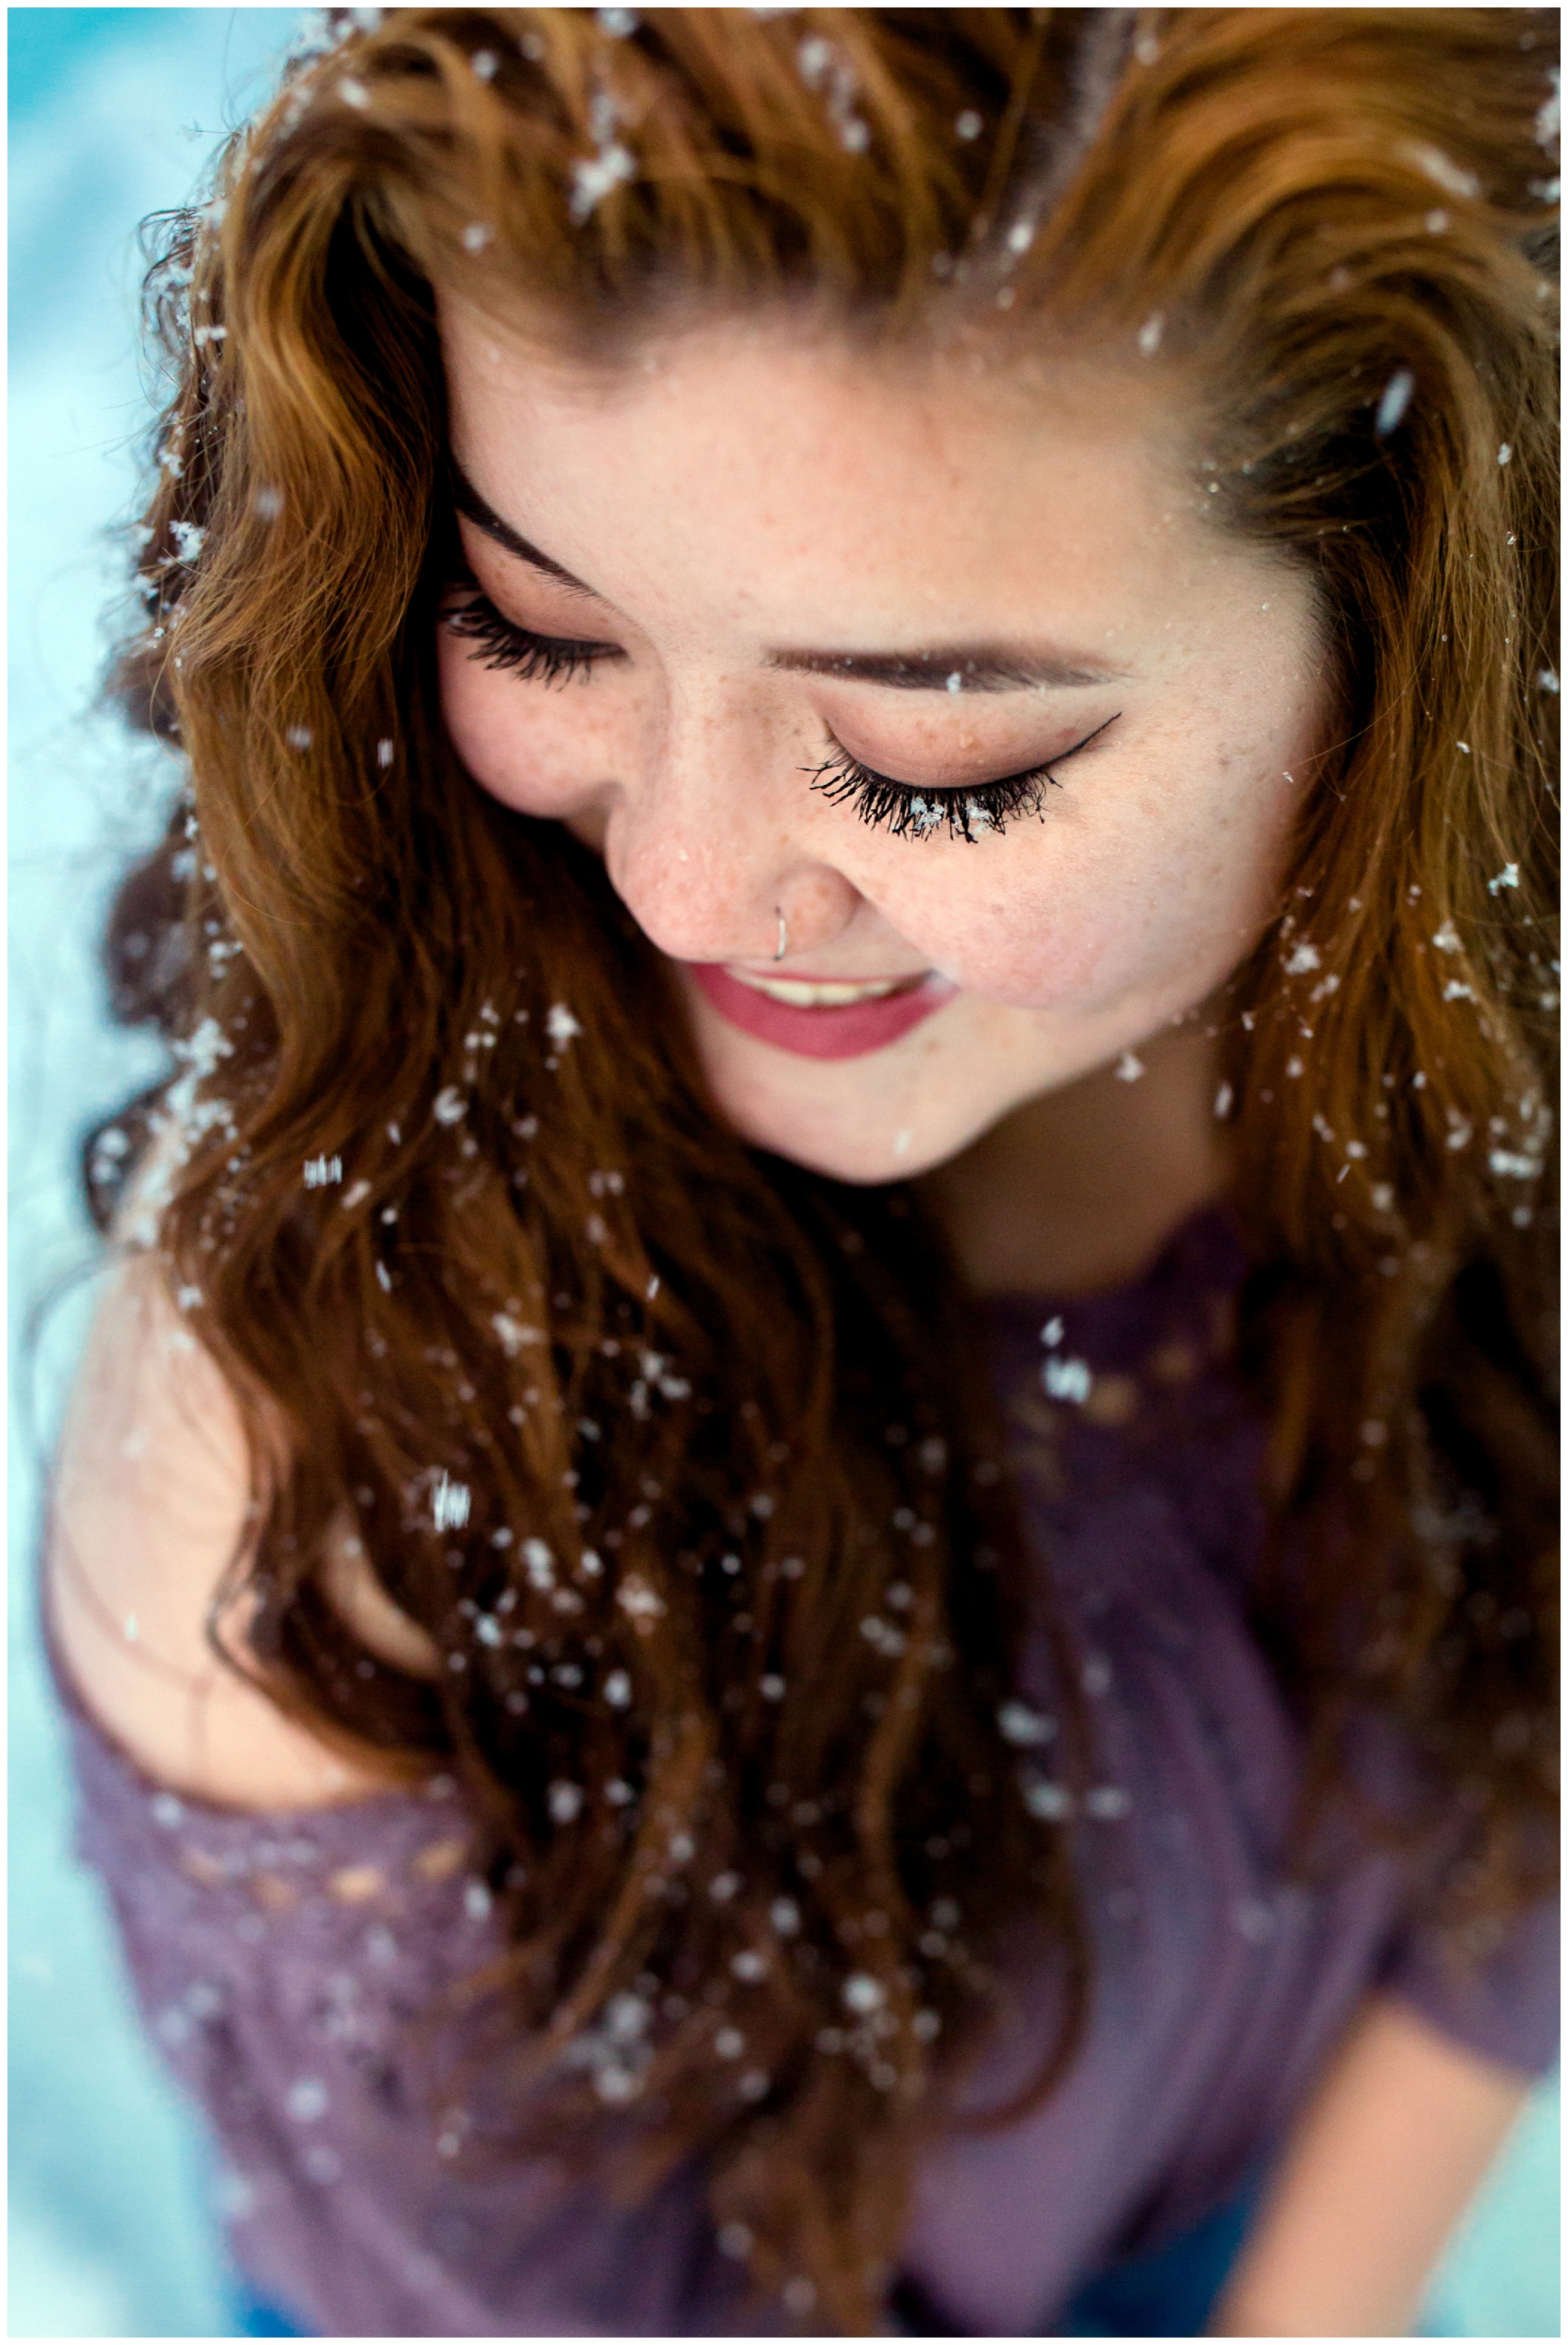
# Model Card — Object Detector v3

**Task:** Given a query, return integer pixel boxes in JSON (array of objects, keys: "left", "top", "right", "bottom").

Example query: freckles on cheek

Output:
[
  {"left": 437, "top": 640, "right": 575, "bottom": 816},
  {"left": 919, "top": 885, "right": 1117, "bottom": 1008},
  {"left": 920, "top": 834, "right": 1221, "bottom": 1013}
]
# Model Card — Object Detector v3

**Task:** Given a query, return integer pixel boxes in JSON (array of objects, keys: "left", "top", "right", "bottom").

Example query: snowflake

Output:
[
  {"left": 1535, "top": 64, "right": 1560, "bottom": 152},
  {"left": 177, "top": 1017, "right": 235, "bottom": 1078},
  {"left": 1373, "top": 368, "right": 1414, "bottom": 438},
  {"left": 548, "top": 1781, "right": 584, "bottom": 1824},
  {"left": 617, "top": 1575, "right": 666, "bottom": 1623},
  {"left": 492, "top": 1313, "right": 543, "bottom": 1355},
  {"left": 1043, "top": 1356, "right": 1092, "bottom": 1404},
  {"left": 569, "top": 95, "right": 636, "bottom": 224},
  {"left": 606, "top": 1992, "right": 650, "bottom": 2038},
  {"left": 431, "top": 1472, "right": 471, "bottom": 1533},
  {"left": 285, "top": 2077, "right": 329, "bottom": 2123},
  {"left": 997, "top": 1699, "right": 1055, "bottom": 1747},
  {"left": 1401, "top": 142, "right": 1479, "bottom": 201}
]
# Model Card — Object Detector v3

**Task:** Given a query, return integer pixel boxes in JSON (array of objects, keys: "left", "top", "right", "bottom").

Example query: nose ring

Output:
[{"left": 774, "top": 909, "right": 788, "bottom": 962}]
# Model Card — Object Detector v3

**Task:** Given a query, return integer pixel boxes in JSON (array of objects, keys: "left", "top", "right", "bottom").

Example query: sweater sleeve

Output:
[
  {"left": 1376, "top": 1889, "right": 1559, "bottom": 2079},
  {"left": 49, "top": 1651, "right": 756, "bottom": 2339}
]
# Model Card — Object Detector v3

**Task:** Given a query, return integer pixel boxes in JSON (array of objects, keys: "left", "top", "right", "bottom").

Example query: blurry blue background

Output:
[
  {"left": 10, "top": 16, "right": 310, "bottom": 2334},
  {"left": 6, "top": 10, "right": 1559, "bottom": 2338}
]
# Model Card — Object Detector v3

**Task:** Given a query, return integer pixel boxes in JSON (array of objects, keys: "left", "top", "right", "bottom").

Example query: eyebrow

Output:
[
  {"left": 761, "top": 646, "right": 1122, "bottom": 692},
  {"left": 451, "top": 464, "right": 1128, "bottom": 692},
  {"left": 451, "top": 467, "right": 602, "bottom": 599}
]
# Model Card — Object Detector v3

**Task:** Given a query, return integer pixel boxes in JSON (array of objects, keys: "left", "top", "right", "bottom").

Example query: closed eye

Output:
[
  {"left": 804, "top": 712, "right": 1120, "bottom": 842},
  {"left": 441, "top": 573, "right": 624, "bottom": 688}
]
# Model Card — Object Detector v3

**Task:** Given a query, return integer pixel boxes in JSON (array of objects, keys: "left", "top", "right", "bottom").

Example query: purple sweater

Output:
[{"left": 54, "top": 1210, "right": 1557, "bottom": 2337}]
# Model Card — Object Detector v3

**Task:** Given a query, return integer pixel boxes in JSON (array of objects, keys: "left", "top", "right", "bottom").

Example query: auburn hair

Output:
[{"left": 91, "top": 10, "right": 1556, "bottom": 2332}]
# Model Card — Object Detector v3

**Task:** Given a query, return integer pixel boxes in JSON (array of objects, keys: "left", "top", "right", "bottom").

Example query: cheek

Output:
[
  {"left": 891, "top": 740, "right": 1300, "bottom": 1014},
  {"left": 437, "top": 635, "right": 540, "bottom": 812},
  {"left": 437, "top": 634, "right": 623, "bottom": 817}
]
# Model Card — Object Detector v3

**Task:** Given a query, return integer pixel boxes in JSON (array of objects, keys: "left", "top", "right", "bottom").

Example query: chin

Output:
[{"left": 720, "top": 1096, "right": 972, "bottom": 1188}]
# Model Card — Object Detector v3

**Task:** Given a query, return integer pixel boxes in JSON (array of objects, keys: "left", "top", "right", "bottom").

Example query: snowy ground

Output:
[{"left": 7, "top": 10, "right": 1558, "bottom": 2338}]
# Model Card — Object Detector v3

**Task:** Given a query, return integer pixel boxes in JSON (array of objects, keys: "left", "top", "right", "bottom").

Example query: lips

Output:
[{"left": 688, "top": 962, "right": 957, "bottom": 1060}]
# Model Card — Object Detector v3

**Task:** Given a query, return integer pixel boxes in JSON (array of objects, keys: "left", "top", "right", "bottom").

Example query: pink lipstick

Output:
[{"left": 687, "top": 964, "right": 957, "bottom": 1061}]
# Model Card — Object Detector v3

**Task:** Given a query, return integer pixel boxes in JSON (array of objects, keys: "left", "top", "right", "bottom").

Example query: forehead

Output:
[
  {"left": 438, "top": 293, "right": 1265, "bottom": 645},
  {"left": 443, "top": 291, "right": 1175, "bottom": 496}
]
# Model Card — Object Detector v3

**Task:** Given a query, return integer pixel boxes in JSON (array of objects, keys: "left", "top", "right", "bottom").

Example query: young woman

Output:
[{"left": 46, "top": 10, "right": 1557, "bottom": 2338}]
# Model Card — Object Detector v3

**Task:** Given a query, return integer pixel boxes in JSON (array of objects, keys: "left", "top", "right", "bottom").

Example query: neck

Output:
[{"left": 917, "top": 1024, "right": 1229, "bottom": 1300}]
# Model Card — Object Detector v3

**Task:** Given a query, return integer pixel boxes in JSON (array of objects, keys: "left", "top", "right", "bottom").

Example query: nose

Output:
[{"left": 600, "top": 691, "right": 862, "bottom": 968}]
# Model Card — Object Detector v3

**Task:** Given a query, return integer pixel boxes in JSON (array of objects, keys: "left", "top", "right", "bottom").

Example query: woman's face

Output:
[{"left": 439, "top": 302, "right": 1333, "bottom": 1183}]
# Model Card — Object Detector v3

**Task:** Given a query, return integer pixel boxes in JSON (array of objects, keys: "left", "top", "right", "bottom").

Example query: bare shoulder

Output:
[{"left": 45, "top": 1243, "right": 440, "bottom": 1811}]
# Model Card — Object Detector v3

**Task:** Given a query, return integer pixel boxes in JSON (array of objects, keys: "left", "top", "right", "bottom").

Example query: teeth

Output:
[{"left": 727, "top": 969, "right": 922, "bottom": 1009}]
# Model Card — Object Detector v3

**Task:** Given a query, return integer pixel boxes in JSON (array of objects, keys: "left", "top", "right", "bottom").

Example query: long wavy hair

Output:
[{"left": 90, "top": 9, "right": 1556, "bottom": 2331}]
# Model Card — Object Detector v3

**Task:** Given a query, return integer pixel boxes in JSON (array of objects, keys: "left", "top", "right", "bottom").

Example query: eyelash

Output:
[
  {"left": 442, "top": 580, "right": 621, "bottom": 689},
  {"left": 442, "top": 572, "right": 1118, "bottom": 842},
  {"left": 804, "top": 713, "right": 1119, "bottom": 845}
]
